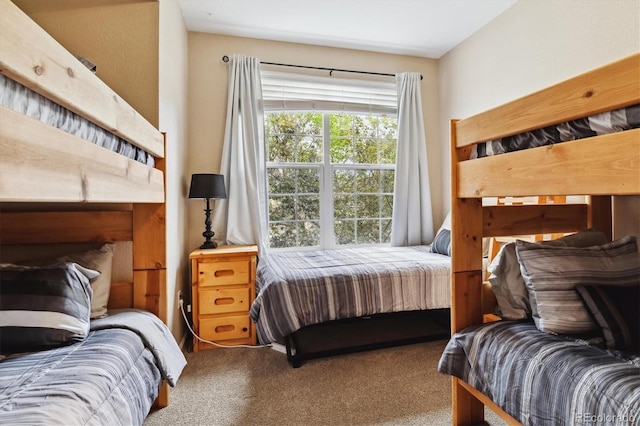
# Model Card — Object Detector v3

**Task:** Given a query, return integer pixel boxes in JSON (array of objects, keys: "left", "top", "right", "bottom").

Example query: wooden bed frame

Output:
[
  {"left": 0, "top": 0, "right": 169, "bottom": 408},
  {"left": 450, "top": 53, "right": 639, "bottom": 425}
]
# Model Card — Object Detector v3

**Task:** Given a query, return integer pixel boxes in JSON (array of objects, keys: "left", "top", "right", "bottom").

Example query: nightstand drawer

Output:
[
  {"left": 199, "top": 288, "right": 250, "bottom": 315},
  {"left": 199, "top": 315, "right": 251, "bottom": 341},
  {"left": 198, "top": 260, "right": 250, "bottom": 286}
]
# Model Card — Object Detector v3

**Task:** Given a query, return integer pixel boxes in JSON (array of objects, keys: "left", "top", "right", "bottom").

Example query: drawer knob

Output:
[
  {"left": 214, "top": 269, "right": 235, "bottom": 277},
  {"left": 242, "top": 327, "right": 248, "bottom": 332}
]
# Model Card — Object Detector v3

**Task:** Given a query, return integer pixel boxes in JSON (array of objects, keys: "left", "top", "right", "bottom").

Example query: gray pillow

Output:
[
  {"left": 488, "top": 229, "right": 608, "bottom": 320},
  {"left": 516, "top": 235, "right": 640, "bottom": 335},
  {"left": 430, "top": 212, "right": 451, "bottom": 256},
  {"left": 0, "top": 263, "right": 97, "bottom": 354}
]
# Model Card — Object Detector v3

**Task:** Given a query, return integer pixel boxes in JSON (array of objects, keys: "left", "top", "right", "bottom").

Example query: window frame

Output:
[{"left": 265, "top": 111, "right": 397, "bottom": 250}]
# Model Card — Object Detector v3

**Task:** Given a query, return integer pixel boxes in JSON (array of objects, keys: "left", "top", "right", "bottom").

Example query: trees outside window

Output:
[{"left": 265, "top": 111, "right": 397, "bottom": 249}]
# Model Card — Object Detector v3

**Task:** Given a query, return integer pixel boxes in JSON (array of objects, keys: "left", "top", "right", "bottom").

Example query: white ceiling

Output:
[{"left": 177, "top": 0, "right": 517, "bottom": 59}]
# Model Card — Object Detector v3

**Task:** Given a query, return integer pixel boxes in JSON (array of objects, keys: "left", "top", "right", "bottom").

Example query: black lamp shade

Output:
[{"left": 188, "top": 174, "right": 226, "bottom": 199}]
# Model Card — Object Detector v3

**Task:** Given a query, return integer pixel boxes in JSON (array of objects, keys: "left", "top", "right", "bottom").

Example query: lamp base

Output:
[
  {"left": 199, "top": 197, "right": 218, "bottom": 249},
  {"left": 200, "top": 240, "right": 218, "bottom": 249}
]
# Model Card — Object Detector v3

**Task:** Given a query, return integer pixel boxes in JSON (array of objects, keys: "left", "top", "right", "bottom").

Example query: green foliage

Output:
[{"left": 265, "top": 111, "right": 397, "bottom": 248}]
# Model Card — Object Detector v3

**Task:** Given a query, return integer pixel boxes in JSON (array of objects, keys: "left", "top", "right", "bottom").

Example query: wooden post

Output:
[{"left": 450, "top": 119, "right": 485, "bottom": 425}]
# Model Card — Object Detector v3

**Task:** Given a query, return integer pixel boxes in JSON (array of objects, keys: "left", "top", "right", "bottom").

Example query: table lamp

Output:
[{"left": 188, "top": 173, "right": 227, "bottom": 249}]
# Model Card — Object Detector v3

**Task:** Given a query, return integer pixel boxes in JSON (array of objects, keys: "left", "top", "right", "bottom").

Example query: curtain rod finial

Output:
[{"left": 222, "top": 55, "right": 229, "bottom": 63}]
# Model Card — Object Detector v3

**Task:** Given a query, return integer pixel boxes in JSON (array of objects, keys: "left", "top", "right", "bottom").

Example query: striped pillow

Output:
[
  {"left": 0, "top": 263, "right": 97, "bottom": 354},
  {"left": 576, "top": 285, "right": 640, "bottom": 352},
  {"left": 489, "top": 229, "right": 608, "bottom": 320},
  {"left": 516, "top": 236, "right": 640, "bottom": 335},
  {"left": 430, "top": 213, "right": 451, "bottom": 256}
]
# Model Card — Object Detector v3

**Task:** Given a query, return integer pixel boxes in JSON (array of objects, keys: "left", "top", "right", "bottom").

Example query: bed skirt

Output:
[{"left": 285, "top": 308, "right": 450, "bottom": 367}]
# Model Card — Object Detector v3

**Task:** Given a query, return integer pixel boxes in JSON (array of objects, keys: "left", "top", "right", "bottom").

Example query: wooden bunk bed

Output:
[
  {"left": 0, "top": 1, "right": 183, "bottom": 423},
  {"left": 443, "top": 53, "right": 640, "bottom": 425}
]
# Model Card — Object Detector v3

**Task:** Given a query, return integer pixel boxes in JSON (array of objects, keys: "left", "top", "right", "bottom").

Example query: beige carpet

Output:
[{"left": 145, "top": 340, "right": 507, "bottom": 426}]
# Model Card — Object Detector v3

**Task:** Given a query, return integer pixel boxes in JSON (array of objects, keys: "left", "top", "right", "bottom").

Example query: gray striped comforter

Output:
[
  {"left": 471, "top": 104, "right": 640, "bottom": 159},
  {"left": 250, "top": 246, "right": 451, "bottom": 344},
  {"left": 438, "top": 321, "right": 640, "bottom": 425},
  {"left": 0, "top": 74, "right": 155, "bottom": 166},
  {"left": 0, "top": 310, "right": 186, "bottom": 425}
]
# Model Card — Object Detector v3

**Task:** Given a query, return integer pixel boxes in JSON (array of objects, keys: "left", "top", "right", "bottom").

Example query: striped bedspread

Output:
[
  {"left": 0, "top": 310, "right": 186, "bottom": 425},
  {"left": 0, "top": 74, "right": 155, "bottom": 166},
  {"left": 250, "top": 245, "right": 451, "bottom": 344},
  {"left": 471, "top": 104, "right": 640, "bottom": 159},
  {"left": 438, "top": 321, "right": 640, "bottom": 426}
]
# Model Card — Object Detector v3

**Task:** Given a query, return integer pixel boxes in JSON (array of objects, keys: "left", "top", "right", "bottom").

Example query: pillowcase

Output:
[
  {"left": 488, "top": 229, "right": 608, "bottom": 320},
  {"left": 0, "top": 262, "right": 97, "bottom": 354},
  {"left": 430, "top": 212, "right": 451, "bottom": 256},
  {"left": 576, "top": 284, "right": 640, "bottom": 353},
  {"left": 516, "top": 235, "right": 640, "bottom": 335},
  {"left": 21, "top": 243, "right": 114, "bottom": 319}
]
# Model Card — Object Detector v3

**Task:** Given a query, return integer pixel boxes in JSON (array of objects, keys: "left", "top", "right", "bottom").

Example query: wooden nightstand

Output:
[{"left": 189, "top": 245, "right": 259, "bottom": 351}]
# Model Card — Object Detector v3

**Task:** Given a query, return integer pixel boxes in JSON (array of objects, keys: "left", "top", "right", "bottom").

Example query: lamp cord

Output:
[{"left": 179, "top": 297, "right": 272, "bottom": 350}]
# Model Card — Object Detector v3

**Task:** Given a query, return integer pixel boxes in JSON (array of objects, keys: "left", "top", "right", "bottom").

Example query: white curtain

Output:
[
  {"left": 212, "top": 55, "right": 268, "bottom": 253},
  {"left": 390, "top": 72, "right": 434, "bottom": 246}
]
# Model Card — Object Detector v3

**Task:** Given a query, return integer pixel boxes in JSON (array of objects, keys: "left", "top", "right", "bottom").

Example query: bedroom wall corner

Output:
[{"left": 159, "top": 0, "right": 190, "bottom": 343}]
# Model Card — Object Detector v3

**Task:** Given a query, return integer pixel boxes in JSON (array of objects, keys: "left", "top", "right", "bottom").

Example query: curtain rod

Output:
[{"left": 221, "top": 55, "right": 422, "bottom": 80}]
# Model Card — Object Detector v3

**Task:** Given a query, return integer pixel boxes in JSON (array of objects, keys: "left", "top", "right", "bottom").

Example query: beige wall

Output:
[
  {"left": 439, "top": 0, "right": 640, "bottom": 238},
  {"left": 14, "top": 0, "right": 160, "bottom": 126},
  {"left": 159, "top": 0, "right": 189, "bottom": 340},
  {"left": 186, "top": 33, "right": 441, "bottom": 249}
]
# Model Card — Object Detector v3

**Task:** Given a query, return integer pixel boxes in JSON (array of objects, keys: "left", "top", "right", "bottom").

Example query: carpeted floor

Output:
[{"left": 145, "top": 339, "right": 507, "bottom": 426}]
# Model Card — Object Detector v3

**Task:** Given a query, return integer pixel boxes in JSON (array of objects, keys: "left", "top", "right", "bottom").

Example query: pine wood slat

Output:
[
  {"left": 0, "top": 211, "right": 132, "bottom": 244},
  {"left": 457, "top": 130, "right": 640, "bottom": 198},
  {"left": 452, "top": 378, "right": 485, "bottom": 426},
  {"left": 458, "top": 379, "right": 522, "bottom": 425},
  {"left": 108, "top": 281, "right": 134, "bottom": 310},
  {"left": 0, "top": 0, "right": 164, "bottom": 157},
  {"left": 482, "top": 204, "right": 588, "bottom": 237},
  {"left": 0, "top": 106, "right": 164, "bottom": 203},
  {"left": 133, "top": 269, "right": 166, "bottom": 323},
  {"left": 588, "top": 195, "right": 613, "bottom": 241},
  {"left": 132, "top": 203, "right": 166, "bottom": 270},
  {"left": 456, "top": 53, "right": 640, "bottom": 147}
]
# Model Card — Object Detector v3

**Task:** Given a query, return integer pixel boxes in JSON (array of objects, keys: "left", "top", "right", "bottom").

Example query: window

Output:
[{"left": 262, "top": 72, "right": 397, "bottom": 250}]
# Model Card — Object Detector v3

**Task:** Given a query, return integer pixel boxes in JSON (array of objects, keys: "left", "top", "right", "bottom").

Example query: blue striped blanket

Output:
[
  {"left": 438, "top": 321, "right": 640, "bottom": 425},
  {"left": 250, "top": 246, "right": 451, "bottom": 344},
  {"left": 0, "top": 310, "right": 186, "bottom": 425}
]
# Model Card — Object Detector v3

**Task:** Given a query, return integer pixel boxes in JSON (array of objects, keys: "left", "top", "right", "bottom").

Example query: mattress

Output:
[
  {"left": 471, "top": 104, "right": 640, "bottom": 159},
  {"left": 0, "top": 74, "right": 155, "bottom": 167},
  {"left": 250, "top": 245, "right": 451, "bottom": 344},
  {"left": 438, "top": 320, "right": 640, "bottom": 426},
  {"left": 0, "top": 310, "right": 186, "bottom": 425}
]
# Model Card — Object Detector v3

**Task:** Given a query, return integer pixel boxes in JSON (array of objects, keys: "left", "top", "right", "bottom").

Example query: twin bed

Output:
[
  {"left": 252, "top": 245, "right": 452, "bottom": 366},
  {"left": 0, "top": 1, "right": 184, "bottom": 423},
  {"left": 439, "top": 53, "right": 640, "bottom": 425}
]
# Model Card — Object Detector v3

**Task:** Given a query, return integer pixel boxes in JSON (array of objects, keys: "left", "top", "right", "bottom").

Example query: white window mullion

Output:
[{"left": 320, "top": 112, "right": 334, "bottom": 248}]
